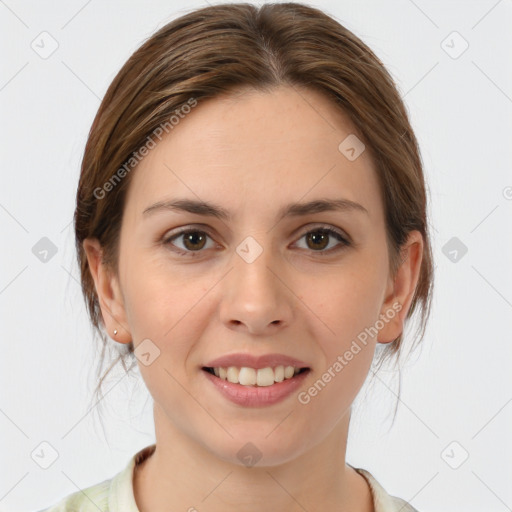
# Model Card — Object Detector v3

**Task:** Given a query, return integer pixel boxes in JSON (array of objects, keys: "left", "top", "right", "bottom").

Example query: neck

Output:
[{"left": 133, "top": 403, "right": 373, "bottom": 512}]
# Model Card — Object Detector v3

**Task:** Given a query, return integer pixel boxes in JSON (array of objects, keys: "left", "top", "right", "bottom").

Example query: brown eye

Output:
[
  {"left": 163, "top": 229, "right": 214, "bottom": 255},
  {"left": 305, "top": 230, "right": 330, "bottom": 251},
  {"left": 163, "top": 225, "right": 350, "bottom": 258},
  {"left": 296, "top": 227, "right": 350, "bottom": 255},
  {"left": 181, "top": 231, "right": 207, "bottom": 251}
]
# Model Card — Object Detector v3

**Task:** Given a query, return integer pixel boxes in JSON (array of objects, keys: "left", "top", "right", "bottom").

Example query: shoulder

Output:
[
  {"left": 37, "top": 444, "right": 155, "bottom": 512},
  {"left": 352, "top": 466, "right": 420, "bottom": 512},
  {"left": 37, "top": 479, "right": 111, "bottom": 512}
]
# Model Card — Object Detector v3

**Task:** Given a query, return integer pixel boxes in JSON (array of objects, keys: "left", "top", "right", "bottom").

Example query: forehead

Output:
[{"left": 124, "top": 86, "right": 383, "bottom": 223}]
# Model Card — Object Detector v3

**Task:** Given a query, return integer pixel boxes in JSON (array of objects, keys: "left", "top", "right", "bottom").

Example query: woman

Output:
[{"left": 41, "top": 2, "right": 434, "bottom": 510}]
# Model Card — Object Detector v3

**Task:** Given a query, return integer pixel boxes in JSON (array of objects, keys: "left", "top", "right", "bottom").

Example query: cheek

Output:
[
  {"left": 121, "top": 266, "right": 204, "bottom": 396},
  {"left": 121, "top": 256, "right": 213, "bottom": 377},
  {"left": 303, "top": 264, "right": 385, "bottom": 404},
  {"left": 122, "top": 251, "right": 202, "bottom": 336},
  {"left": 300, "top": 274, "right": 382, "bottom": 418},
  {"left": 310, "top": 264, "right": 385, "bottom": 339}
]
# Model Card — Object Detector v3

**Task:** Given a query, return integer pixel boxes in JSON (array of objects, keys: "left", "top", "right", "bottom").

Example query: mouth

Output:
[{"left": 202, "top": 366, "right": 310, "bottom": 387}]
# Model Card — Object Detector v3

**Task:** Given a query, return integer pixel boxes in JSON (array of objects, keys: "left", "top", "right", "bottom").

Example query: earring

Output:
[{"left": 113, "top": 329, "right": 118, "bottom": 335}]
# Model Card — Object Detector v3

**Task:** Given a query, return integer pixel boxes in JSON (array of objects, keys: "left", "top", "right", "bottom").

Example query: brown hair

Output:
[{"left": 74, "top": 2, "right": 434, "bottom": 425}]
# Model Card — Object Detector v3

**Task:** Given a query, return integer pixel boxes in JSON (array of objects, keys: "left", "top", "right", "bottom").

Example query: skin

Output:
[{"left": 84, "top": 85, "right": 423, "bottom": 512}]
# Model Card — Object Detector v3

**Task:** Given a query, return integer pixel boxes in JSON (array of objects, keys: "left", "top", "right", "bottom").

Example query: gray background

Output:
[{"left": 1, "top": 0, "right": 511, "bottom": 511}]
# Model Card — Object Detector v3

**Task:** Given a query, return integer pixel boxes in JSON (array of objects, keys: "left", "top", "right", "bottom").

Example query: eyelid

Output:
[
  {"left": 161, "top": 224, "right": 219, "bottom": 250},
  {"left": 162, "top": 222, "right": 352, "bottom": 256},
  {"left": 295, "top": 223, "right": 351, "bottom": 243},
  {"left": 162, "top": 224, "right": 220, "bottom": 244},
  {"left": 163, "top": 222, "right": 350, "bottom": 240}
]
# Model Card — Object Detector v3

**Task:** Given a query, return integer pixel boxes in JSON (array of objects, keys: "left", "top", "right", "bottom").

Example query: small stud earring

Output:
[{"left": 113, "top": 329, "right": 118, "bottom": 335}]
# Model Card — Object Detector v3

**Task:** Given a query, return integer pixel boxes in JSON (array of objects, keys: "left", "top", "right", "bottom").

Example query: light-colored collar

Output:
[{"left": 350, "top": 464, "right": 418, "bottom": 512}]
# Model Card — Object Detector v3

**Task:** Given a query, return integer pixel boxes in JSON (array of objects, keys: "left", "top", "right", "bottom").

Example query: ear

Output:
[
  {"left": 377, "top": 230, "right": 424, "bottom": 344},
  {"left": 82, "top": 238, "right": 132, "bottom": 344}
]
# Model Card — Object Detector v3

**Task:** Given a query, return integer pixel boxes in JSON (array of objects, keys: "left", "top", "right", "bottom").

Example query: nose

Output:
[{"left": 219, "top": 245, "right": 294, "bottom": 335}]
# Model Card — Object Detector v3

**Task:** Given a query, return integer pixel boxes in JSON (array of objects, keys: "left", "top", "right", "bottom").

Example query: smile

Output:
[
  {"left": 203, "top": 365, "right": 309, "bottom": 386},
  {"left": 202, "top": 366, "right": 311, "bottom": 407}
]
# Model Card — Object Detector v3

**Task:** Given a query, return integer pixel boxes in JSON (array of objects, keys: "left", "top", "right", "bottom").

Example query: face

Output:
[{"left": 85, "top": 85, "right": 422, "bottom": 467}]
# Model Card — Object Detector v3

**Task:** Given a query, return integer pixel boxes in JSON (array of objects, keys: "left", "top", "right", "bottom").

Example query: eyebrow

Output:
[{"left": 142, "top": 197, "right": 369, "bottom": 221}]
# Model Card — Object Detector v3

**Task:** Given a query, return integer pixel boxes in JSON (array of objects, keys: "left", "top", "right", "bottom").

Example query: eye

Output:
[
  {"left": 294, "top": 225, "right": 351, "bottom": 255},
  {"left": 162, "top": 224, "right": 351, "bottom": 257},
  {"left": 163, "top": 228, "right": 216, "bottom": 256}
]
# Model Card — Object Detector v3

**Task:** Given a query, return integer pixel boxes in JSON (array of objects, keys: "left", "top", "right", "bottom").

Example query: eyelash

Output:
[{"left": 161, "top": 225, "right": 351, "bottom": 258}]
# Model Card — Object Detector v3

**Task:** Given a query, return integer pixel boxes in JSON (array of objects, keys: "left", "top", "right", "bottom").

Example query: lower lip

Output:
[{"left": 202, "top": 368, "right": 310, "bottom": 407}]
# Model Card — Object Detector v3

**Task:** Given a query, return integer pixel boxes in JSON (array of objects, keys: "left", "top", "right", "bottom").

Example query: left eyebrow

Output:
[{"left": 142, "top": 197, "right": 369, "bottom": 222}]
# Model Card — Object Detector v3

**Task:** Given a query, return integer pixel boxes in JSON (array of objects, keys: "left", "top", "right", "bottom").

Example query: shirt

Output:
[{"left": 39, "top": 444, "right": 419, "bottom": 512}]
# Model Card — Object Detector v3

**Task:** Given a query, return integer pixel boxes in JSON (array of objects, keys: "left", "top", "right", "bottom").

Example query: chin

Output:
[{"left": 202, "top": 428, "right": 309, "bottom": 469}]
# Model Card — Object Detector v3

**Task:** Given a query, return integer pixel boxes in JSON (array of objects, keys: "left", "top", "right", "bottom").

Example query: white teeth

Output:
[
  {"left": 238, "top": 367, "right": 257, "bottom": 385},
  {"left": 256, "top": 367, "right": 275, "bottom": 387},
  {"left": 209, "top": 365, "right": 304, "bottom": 386},
  {"left": 226, "top": 366, "right": 240, "bottom": 384},
  {"left": 274, "top": 365, "right": 284, "bottom": 382},
  {"left": 284, "top": 366, "right": 295, "bottom": 379}
]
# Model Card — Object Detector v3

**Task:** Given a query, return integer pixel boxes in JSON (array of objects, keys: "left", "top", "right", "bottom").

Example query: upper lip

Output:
[{"left": 203, "top": 353, "right": 311, "bottom": 370}]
